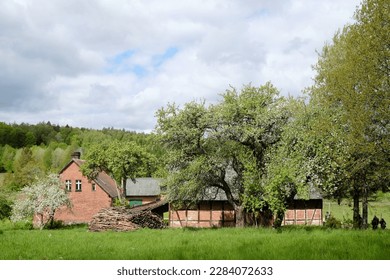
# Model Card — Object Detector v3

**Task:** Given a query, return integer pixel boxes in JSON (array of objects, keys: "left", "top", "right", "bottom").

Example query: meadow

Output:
[{"left": 0, "top": 220, "right": 389, "bottom": 260}]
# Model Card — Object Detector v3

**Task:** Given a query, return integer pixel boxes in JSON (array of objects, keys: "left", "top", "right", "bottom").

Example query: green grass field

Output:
[
  {"left": 0, "top": 221, "right": 389, "bottom": 260},
  {"left": 1, "top": 190, "right": 389, "bottom": 260}
]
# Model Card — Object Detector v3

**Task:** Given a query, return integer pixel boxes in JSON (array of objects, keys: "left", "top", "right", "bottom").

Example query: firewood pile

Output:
[{"left": 88, "top": 206, "right": 165, "bottom": 232}]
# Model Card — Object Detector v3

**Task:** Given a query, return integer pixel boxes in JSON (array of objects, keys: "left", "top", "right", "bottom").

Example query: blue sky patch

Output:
[
  {"left": 152, "top": 47, "right": 179, "bottom": 68},
  {"left": 105, "top": 47, "right": 178, "bottom": 76}
]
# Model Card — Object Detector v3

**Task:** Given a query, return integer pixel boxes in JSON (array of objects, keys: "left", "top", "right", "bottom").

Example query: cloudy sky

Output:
[{"left": 0, "top": 0, "right": 359, "bottom": 132}]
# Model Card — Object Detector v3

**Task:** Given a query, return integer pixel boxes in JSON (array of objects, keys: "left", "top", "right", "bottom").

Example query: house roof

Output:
[
  {"left": 125, "top": 178, "right": 162, "bottom": 197},
  {"left": 60, "top": 159, "right": 119, "bottom": 198}
]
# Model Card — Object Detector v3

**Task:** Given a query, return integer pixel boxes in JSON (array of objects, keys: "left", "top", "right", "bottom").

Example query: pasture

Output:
[{"left": 0, "top": 221, "right": 389, "bottom": 260}]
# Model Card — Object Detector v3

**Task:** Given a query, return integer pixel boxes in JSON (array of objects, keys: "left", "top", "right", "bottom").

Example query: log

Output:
[{"left": 88, "top": 205, "right": 165, "bottom": 232}]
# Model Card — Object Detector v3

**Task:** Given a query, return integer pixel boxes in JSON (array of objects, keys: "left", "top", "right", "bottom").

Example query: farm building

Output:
[
  {"left": 54, "top": 152, "right": 120, "bottom": 224},
  {"left": 283, "top": 187, "right": 323, "bottom": 226},
  {"left": 169, "top": 187, "right": 323, "bottom": 228},
  {"left": 124, "top": 178, "right": 162, "bottom": 207},
  {"left": 54, "top": 154, "right": 165, "bottom": 224}
]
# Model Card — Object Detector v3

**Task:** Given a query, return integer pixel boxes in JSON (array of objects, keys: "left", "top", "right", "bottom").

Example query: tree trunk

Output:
[
  {"left": 273, "top": 209, "right": 285, "bottom": 228},
  {"left": 362, "top": 183, "right": 368, "bottom": 229},
  {"left": 234, "top": 205, "right": 245, "bottom": 227},
  {"left": 353, "top": 188, "right": 360, "bottom": 229}
]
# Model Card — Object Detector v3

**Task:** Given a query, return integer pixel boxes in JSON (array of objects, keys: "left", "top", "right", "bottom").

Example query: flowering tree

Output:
[{"left": 11, "top": 174, "right": 71, "bottom": 229}]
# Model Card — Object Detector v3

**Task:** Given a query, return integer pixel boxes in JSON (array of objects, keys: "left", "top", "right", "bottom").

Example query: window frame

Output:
[
  {"left": 65, "top": 180, "right": 72, "bottom": 192},
  {"left": 75, "top": 179, "right": 82, "bottom": 192}
]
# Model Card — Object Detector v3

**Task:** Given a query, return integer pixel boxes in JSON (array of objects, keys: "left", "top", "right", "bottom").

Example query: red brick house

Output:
[{"left": 54, "top": 152, "right": 120, "bottom": 224}]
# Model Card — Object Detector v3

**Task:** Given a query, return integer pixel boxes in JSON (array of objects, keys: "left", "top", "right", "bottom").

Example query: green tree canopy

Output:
[
  {"left": 309, "top": 0, "right": 389, "bottom": 228},
  {"left": 156, "top": 83, "right": 299, "bottom": 227},
  {"left": 81, "top": 140, "right": 157, "bottom": 201}
]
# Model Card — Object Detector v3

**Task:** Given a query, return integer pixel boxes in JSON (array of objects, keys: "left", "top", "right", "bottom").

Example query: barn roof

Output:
[{"left": 125, "top": 178, "right": 162, "bottom": 197}]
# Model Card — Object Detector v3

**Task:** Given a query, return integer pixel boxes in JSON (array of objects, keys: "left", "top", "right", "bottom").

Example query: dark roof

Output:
[
  {"left": 60, "top": 159, "right": 119, "bottom": 198},
  {"left": 94, "top": 171, "right": 120, "bottom": 198},
  {"left": 125, "top": 178, "right": 162, "bottom": 196}
]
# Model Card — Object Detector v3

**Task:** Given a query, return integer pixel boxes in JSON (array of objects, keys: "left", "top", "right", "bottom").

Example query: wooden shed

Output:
[{"left": 124, "top": 178, "right": 162, "bottom": 207}]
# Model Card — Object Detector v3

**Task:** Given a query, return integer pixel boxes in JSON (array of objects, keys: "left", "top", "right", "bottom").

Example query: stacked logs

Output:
[{"left": 88, "top": 206, "right": 165, "bottom": 232}]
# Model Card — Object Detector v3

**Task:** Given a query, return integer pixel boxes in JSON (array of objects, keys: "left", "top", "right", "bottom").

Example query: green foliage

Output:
[
  {"left": 81, "top": 140, "right": 157, "bottom": 203},
  {"left": 0, "top": 195, "right": 12, "bottom": 220},
  {"left": 43, "top": 219, "right": 64, "bottom": 230},
  {"left": 324, "top": 215, "right": 342, "bottom": 229},
  {"left": 309, "top": 0, "right": 390, "bottom": 227},
  {"left": 156, "top": 83, "right": 298, "bottom": 227}
]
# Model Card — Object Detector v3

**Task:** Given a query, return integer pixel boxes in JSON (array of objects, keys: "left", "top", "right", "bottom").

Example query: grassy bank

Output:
[{"left": 0, "top": 221, "right": 388, "bottom": 260}]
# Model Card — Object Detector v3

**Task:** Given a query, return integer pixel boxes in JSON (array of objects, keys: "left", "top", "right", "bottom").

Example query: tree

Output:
[
  {"left": 309, "top": 0, "right": 389, "bottom": 228},
  {"left": 10, "top": 174, "right": 71, "bottom": 229},
  {"left": 156, "top": 83, "right": 296, "bottom": 227},
  {"left": 0, "top": 195, "right": 11, "bottom": 220},
  {"left": 11, "top": 147, "right": 44, "bottom": 191},
  {"left": 81, "top": 140, "right": 157, "bottom": 202}
]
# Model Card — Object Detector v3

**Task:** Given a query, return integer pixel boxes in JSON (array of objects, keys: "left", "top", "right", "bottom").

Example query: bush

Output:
[
  {"left": 44, "top": 219, "right": 64, "bottom": 230},
  {"left": 0, "top": 196, "right": 12, "bottom": 220},
  {"left": 324, "top": 215, "right": 342, "bottom": 229}
]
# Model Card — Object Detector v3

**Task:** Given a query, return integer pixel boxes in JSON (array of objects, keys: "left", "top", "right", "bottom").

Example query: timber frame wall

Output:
[
  {"left": 169, "top": 199, "right": 323, "bottom": 227},
  {"left": 283, "top": 199, "right": 323, "bottom": 226},
  {"left": 169, "top": 201, "right": 235, "bottom": 228}
]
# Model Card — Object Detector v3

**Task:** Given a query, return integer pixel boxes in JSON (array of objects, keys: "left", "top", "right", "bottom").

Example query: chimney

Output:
[{"left": 71, "top": 151, "right": 81, "bottom": 160}]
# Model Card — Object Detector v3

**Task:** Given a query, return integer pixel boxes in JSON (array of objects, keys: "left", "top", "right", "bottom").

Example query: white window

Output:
[
  {"left": 75, "top": 180, "right": 82, "bottom": 192},
  {"left": 65, "top": 180, "right": 72, "bottom": 192},
  {"left": 92, "top": 183, "right": 96, "bottom": 191}
]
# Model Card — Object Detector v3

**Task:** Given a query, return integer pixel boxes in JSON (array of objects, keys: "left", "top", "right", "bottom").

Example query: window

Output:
[
  {"left": 92, "top": 183, "right": 96, "bottom": 191},
  {"left": 75, "top": 180, "right": 82, "bottom": 192},
  {"left": 65, "top": 180, "right": 72, "bottom": 192}
]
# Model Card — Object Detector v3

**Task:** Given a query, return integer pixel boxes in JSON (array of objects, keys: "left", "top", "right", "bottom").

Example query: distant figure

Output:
[
  {"left": 371, "top": 215, "right": 379, "bottom": 230},
  {"left": 379, "top": 218, "right": 386, "bottom": 230}
]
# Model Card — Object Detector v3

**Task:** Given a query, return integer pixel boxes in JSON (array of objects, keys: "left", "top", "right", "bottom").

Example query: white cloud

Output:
[{"left": 0, "top": 0, "right": 360, "bottom": 132}]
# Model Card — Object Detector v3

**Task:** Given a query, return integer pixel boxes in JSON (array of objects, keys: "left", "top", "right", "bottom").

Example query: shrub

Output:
[
  {"left": 44, "top": 219, "right": 64, "bottom": 230},
  {"left": 324, "top": 215, "right": 342, "bottom": 229},
  {"left": 0, "top": 196, "right": 12, "bottom": 220}
]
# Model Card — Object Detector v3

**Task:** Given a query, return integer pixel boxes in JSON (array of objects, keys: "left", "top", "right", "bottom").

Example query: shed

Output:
[{"left": 125, "top": 178, "right": 162, "bottom": 207}]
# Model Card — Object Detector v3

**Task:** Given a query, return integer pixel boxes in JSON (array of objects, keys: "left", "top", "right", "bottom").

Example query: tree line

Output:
[{"left": 0, "top": 123, "right": 164, "bottom": 192}]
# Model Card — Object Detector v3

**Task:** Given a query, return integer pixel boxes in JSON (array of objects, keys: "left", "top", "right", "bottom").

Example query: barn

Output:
[
  {"left": 169, "top": 187, "right": 323, "bottom": 227},
  {"left": 283, "top": 187, "right": 323, "bottom": 226}
]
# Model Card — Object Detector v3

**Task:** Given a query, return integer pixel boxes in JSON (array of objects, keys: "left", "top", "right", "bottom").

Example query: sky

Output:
[{"left": 0, "top": 0, "right": 360, "bottom": 132}]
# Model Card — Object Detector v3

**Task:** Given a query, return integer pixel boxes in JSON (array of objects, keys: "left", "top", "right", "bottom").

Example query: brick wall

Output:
[{"left": 55, "top": 161, "right": 113, "bottom": 224}]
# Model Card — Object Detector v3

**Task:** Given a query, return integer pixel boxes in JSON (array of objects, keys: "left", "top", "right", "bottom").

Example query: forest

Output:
[{"left": 0, "top": 122, "right": 164, "bottom": 195}]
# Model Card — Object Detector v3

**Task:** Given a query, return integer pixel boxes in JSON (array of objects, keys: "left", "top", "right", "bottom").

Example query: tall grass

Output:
[{"left": 0, "top": 221, "right": 388, "bottom": 260}]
